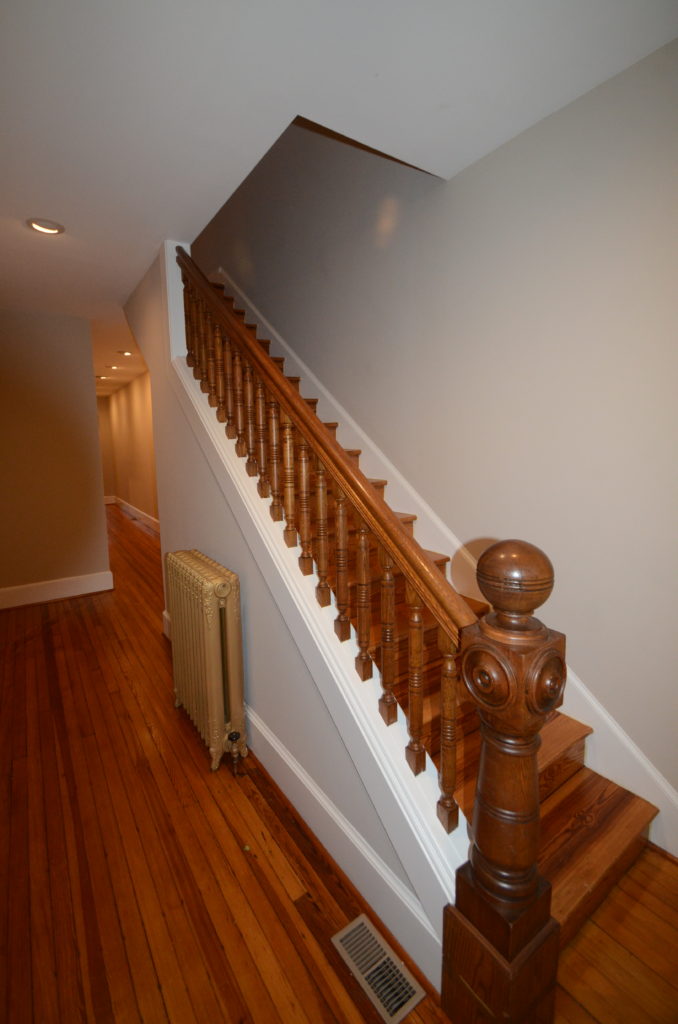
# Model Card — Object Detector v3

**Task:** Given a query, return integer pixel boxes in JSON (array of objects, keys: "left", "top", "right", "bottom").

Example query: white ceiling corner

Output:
[{"left": 0, "top": 0, "right": 676, "bottom": 343}]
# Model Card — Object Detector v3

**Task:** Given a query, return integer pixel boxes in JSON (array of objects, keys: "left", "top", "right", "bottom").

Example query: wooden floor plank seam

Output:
[{"left": 2, "top": 504, "right": 677, "bottom": 1023}]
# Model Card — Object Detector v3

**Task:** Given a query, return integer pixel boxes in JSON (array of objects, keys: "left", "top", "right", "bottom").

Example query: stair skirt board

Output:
[
  {"left": 168, "top": 352, "right": 470, "bottom": 987},
  {"left": 183, "top": 252, "right": 678, "bottom": 858},
  {"left": 248, "top": 709, "right": 443, "bottom": 986},
  {"left": 0, "top": 569, "right": 114, "bottom": 610}
]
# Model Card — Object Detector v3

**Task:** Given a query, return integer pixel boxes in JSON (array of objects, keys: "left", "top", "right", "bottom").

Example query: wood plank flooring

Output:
[{"left": 1, "top": 503, "right": 677, "bottom": 1023}]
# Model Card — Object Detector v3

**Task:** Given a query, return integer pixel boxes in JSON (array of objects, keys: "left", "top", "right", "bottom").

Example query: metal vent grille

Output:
[{"left": 331, "top": 914, "right": 426, "bottom": 1023}]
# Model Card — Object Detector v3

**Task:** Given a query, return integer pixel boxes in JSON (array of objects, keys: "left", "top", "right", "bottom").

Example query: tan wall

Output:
[
  {"left": 107, "top": 372, "right": 158, "bottom": 519},
  {"left": 97, "top": 396, "right": 116, "bottom": 496},
  {"left": 192, "top": 42, "right": 678, "bottom": 787},
  {"left": 0, "top": 308, "right": 110, "bottom": 587}
]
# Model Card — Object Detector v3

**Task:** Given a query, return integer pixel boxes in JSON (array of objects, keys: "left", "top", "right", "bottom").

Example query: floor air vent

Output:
[{"left": 331, "top": 914, "right": 425, "bottom": 1023}]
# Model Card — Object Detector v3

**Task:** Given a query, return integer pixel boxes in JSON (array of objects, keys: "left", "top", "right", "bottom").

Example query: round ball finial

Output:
[{"left": 476, "top": 540, "right": 553, "bottom": 618}]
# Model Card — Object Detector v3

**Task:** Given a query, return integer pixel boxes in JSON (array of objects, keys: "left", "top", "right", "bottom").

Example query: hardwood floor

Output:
[{"left": 1, "top": 504, "right": 676, "bottom": 1023}]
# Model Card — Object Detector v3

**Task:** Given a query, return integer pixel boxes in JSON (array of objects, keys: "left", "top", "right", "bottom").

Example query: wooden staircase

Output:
[{"left": 176, "top": 249, "right": 657, "bottom": 1020}]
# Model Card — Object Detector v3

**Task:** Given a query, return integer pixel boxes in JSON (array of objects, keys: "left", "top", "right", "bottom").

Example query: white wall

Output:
[
  {"left": 0, "top": 308, "right": 112, "bottom": 604},
  {"left": 192, "top": 41, "right": 678, "bottom": 789}
]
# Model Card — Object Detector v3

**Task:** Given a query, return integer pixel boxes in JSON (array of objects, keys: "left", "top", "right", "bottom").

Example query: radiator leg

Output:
[{"left": 228, "top": 731, "right": 241, "bottom": 776}]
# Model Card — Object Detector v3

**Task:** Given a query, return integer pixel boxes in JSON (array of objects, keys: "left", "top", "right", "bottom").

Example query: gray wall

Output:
[
  {"left": 0, "top": 308, "right": 110, "bottom": 589},
  {"left": 193, "top": 42, "right": 678, "bottom": 788}
]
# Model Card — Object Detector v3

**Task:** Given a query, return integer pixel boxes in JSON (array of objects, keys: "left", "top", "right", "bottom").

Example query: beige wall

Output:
[
  {"left": 97, "top": 396, "right": 116, "bottom": 496},
  {"left": 105, "top": 372, "right": 158, "bottom": 519},
  {"left": 192, "top": 42, "right": 678, "bottom": 787},
  {"left": 0, "top": 308, "right": 110, "bottom": 588}
]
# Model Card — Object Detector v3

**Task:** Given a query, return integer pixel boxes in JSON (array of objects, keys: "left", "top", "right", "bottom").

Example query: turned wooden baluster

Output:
[
  {"left": 254, "top": 377, "right": 270, "bottom": 498},
  {"left": 192, "top": 294, "right": 203, "bottom": 380},
  {"left": 205, "top": 309, "right": 217, "bottom": 407},
  {"left": 314, "top": 457, "right": 331, "bottom": 606},
  {"left": 281, "top": 412, "right": 298, "bottom": 547},
  {"left": 267, "top": 395, "right": 284, "bottom": 521},
  {"left": 297, "top": 432, "right": 313, "bottom": 574},
  {"left": 333, "top": 484, "right": 351, "bottom": 641},
  {"left": 354, "top": 516, "right": 373, "bottom": 680},
  {"left": 442, "top": 540, "right": 565, "bottom": 1024},
  {"left": 182, "top": 278, "right": 196, "bottom": 368},
  {"left": 378, "top": 543, "right": 398, "bottom": 725},
  {"left": 436, "top": 629, "right": 459, "bottom": 833},
  {"left": 405, "top": 584, "right": 426, "bottom": 774},
  {"left": 214, "top": 323, "right": 227, "bottom": 423},
  {"left": 232, "top": 348, "right": 247, "bottom": 458},
  {"left": 243, "top": 361, "right": 258, "bottom": 476},
  {"left": 223, "top": 333, "right": 236, "bottom": 439},
  {"left": 198, "top": 301, "right": 209, "bottom": 391}
]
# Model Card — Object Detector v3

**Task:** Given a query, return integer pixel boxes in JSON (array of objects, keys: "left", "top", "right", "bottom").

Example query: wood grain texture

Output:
[
  {"left": 2, "top": 505, "right": 674, "bottom": 1023},
  {"left": 0, "top": 505, "right": 447, "bottom": 1024}
]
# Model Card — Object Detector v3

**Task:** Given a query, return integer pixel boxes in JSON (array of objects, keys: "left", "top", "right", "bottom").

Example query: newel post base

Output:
[
  {"left": 441, "top": 539, "right": 567, "bottom": 1024},
  {"left": 441, "top": 865, "right": 560, "bottom": 1023}
]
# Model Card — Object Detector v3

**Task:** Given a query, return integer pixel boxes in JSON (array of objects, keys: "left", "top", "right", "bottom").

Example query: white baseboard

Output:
[
  {"left": 562, "top": 668, "right": 678, "bottom": 854},
  {"left": 115, "top": 497, "right": 160, "bottom": 534},
  {"left": 0, "top": 570, "right": 114, "bottom": 610},
  {"left": 104, "top": 494, "right": 117, "bottom": 505},
  {"left": 247, "top": 707, "right": 443, "bottom": 988}
]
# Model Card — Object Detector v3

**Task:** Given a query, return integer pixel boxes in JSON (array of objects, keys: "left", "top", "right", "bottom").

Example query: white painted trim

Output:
[
  {"left": 168, "top": 354, "right": 469, "bottom": 985},
  {"left": 212, "top": 267, "right": 678, "bottom": 857},
  {"left": 248, "top": 708, "right": 443, "bottom": 977},
  {"left": 115, "top": 497, "right": 160, "bottom": 534},
  {"left": 0, "top": 570, "right": 114, "bottom": 609},
  {"left": 104, "top": 494, "right": 116, "bottom": 505},
  {"left": 162, "top": 240, "right": 191, "bottom": 362},
  {"left": 562, "top": 667, "right": 678, "bottom": 853}
]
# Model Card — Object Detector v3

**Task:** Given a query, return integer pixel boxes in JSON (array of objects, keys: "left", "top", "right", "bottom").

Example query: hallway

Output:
[{"left": 2, "top": 504, "right": 676, "bottom": 1022}]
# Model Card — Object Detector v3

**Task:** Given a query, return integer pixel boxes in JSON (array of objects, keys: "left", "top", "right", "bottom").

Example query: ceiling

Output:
[{"left": 1, "top": 0, "right": 677, "bottom": 393}]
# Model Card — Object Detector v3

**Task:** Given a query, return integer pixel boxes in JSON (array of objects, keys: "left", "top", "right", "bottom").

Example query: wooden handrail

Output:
[{"left": 176, "top": 247, "right": 477, "bottom": 642}]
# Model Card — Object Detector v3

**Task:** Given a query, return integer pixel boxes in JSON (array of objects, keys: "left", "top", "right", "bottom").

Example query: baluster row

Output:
[{"left": 181, "top": 285, "right": 460, "bottom": 830}]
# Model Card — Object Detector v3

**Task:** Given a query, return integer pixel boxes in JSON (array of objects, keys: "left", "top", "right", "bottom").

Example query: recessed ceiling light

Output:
[
  {"left": 96, "top": 375, "right": 108, "bottom": 380},
  {"left": 27, "top": 218, "right": 65, "bottom": 235},
  {"left": 117, "top": 350, "right": 133, "bottom": 356},
  {"left": 105, "top": 365, "right": 119, "bottom": 370}
]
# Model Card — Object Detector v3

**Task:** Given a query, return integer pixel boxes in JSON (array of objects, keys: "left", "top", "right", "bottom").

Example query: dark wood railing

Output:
[
  {"left": 177, "top": 245, "right": 478, "bottom": 832},
  {"left": 176, "top": 247, "right": 564, "bottom": 1020}
]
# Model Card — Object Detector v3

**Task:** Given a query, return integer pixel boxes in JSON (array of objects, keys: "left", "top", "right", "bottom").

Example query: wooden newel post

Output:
[{"left": 441, "top": 540, "right": 566, "bottom": 1024}]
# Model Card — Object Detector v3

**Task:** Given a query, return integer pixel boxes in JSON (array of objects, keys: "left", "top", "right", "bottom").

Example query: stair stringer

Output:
[{"left": 169, "top": 353, "right": 470, "bottom": 985}]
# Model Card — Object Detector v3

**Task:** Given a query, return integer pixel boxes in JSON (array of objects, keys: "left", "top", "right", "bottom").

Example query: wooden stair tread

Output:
[
  {"left": 539, "top": 767, "right": 658, "bottom": 945},
  {"left": 451, "top": 712, "right": 593, "bottom": 819}
]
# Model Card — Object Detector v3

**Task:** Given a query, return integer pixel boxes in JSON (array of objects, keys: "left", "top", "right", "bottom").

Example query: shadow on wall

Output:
[{"left": 451, "top": 537, "right": 498, "bottom": 604}]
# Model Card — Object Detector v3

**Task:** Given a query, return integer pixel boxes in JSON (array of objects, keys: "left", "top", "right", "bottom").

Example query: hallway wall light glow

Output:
[{"left": 27, "top": 218, "right": 65, "bottom": 235}]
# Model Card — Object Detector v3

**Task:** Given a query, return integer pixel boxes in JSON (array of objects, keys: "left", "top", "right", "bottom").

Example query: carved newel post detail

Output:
[{"left": 441, "top": 540, "right": 566, "bottom": 1024}]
